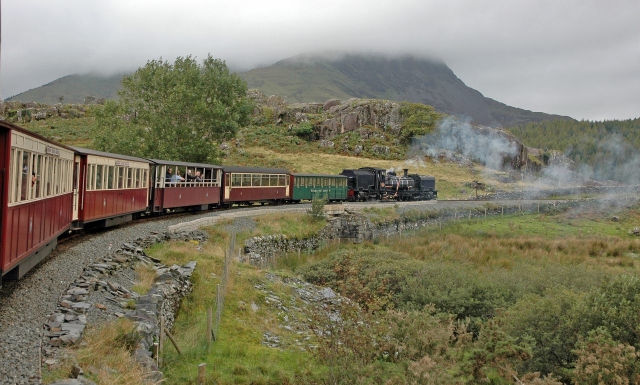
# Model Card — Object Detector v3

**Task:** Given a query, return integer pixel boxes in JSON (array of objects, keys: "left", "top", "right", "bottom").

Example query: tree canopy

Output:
[
  {"left": 507, "top": 118, "right": 640, "bottom": 183},
  {"left": 93, "top": 55, "right": 253, "bottom": 163}
]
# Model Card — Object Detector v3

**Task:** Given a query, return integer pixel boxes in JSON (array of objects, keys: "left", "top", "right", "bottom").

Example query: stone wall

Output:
[{"left": 46, "top": 230, "right": 207, "bottom": 385}]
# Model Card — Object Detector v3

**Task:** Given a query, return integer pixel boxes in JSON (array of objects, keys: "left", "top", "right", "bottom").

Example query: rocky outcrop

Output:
[
  {"left": 319, "top": 99, "right": 402, "bottom": 139},
  {"left": 0, "top": 101, "right": 103, "bottom": 124}
]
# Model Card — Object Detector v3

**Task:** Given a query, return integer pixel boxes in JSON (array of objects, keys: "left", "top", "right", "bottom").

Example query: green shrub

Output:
[
  {"left": 307, "top": 193, "right": 327, "bottom": 222},
  {"left": 292, "top": 121, "right": 314, "bottom": 139}
]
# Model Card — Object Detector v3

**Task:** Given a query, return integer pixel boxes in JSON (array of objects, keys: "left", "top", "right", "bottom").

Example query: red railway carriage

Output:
[
  {"left": 71, "top": 147, "right": 151, "bottom": 228},
  {"left": 221, "top": 166, "right": 290, "bottom": 205},
  {"left": 0, "top": 121, "right": 74, "bottom": 282},
  {"left": 149, "top": 160, "right": 222, "bottom": 212}
]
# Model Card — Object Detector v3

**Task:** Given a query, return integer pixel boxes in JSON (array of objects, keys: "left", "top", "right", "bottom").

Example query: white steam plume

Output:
[{"left": 410, "top": 116, "right": 519, "bottom": 170}]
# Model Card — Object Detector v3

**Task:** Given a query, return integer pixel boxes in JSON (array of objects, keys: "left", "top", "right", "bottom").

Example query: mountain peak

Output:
[{"left": 242, "top": 52, "right": 572, "bottom": 127}]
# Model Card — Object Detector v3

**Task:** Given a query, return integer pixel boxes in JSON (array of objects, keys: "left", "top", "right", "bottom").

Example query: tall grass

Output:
[{"left": 146, "top": 228, "right": 325, "bottom": 384}]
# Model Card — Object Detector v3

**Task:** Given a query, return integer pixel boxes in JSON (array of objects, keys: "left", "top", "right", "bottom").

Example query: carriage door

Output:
[
  {"left": 0, "top": 131, "right": 7, "bottom": 261},
  {"left": 285, "top": 174, "right": 290, "bottom": 197},
  {"left": 72, "top": 155, "right": 81, "bottom": 221},
  {"left": 224, "top": 172, "right": 231, "bottom": 200}
]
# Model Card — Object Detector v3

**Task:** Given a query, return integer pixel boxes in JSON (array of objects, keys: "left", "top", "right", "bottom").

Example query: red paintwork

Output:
[
  {"left": 289, "top": 175, "right": 295, "bottom": 199},
  {"left": 153, "top": 186, "right": 221, "bottom": 210},
  {"left": 224, "top": 186, "right": 287, "bottom": 203},
  {"left": 0, "top": 128, "right": 6, "bottom": 271},
  {"left": 2, "top": 194, "right": 72, "bottom": 274},
  {"left": 80, "top": 189, "right": 148, "bottom": 223}
]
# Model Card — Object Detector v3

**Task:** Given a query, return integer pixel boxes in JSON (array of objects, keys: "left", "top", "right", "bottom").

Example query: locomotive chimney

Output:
[{"left": 403, "top": 168, "right": 408, "bottom": 177}]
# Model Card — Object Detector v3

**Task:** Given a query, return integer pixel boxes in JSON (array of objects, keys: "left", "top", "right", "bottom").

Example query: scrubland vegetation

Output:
[{"left": 62, "top": 203, "right": 638, "bottom": 384}]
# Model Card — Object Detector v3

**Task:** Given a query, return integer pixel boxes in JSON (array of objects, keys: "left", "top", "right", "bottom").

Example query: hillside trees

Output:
[
  {"left": 93, "top": 55, "right": 253, "bottom": 163},
  {"left": 507, "top": 118, "right": 640, "bottom": 183}
]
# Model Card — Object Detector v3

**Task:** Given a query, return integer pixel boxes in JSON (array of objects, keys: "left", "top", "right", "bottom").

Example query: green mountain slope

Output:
[
  {"left": 6, "top": 73, "right": 125, "bottom": 104},
  {"left": 242, "top": 53, "right": 573, "bottom": 127}
]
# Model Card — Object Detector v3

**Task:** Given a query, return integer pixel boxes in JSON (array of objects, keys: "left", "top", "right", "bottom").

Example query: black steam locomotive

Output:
[{"left": 340, "top": 167, "right": 437, "bottom": 202}]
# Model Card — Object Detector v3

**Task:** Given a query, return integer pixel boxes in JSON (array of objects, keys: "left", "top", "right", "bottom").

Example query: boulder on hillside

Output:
[{"left": 323, "top": 99, "right": 340, "bottom": 111}]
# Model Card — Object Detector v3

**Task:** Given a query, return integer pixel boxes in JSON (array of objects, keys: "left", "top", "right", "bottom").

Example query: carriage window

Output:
[
  {"left": 142, "top": 169, "right": 148, "bottom": 188},
  {"left": 252, "top": 174, "right": 261, "bottom": 186},
  {"left": 29, "top": 153, "right": 36, "bottom": 199},
  {"left": 127, "top": 168, "right": 133, "bottom": 188},
  {"left": 60, "top": 159, "right": 66, "bottom": 194},
  {"left": 9, "top": 149, "right": 18, "bottom": 203},
  {"left": 53, "top": 158, "right": 60, "bottom": 195},
  {"left": 96, "top": 165, "right": 103, "bottom": 189},
  {"left": 45, "top": 157, "right": 51, "bottom": 196},
  {"left": 135, "top": 169, "right": 141, "bottom": 188},
  {"left": 107, "top": 166, "right": 114, "bottom": 189},
  {"left": 241, "top": 174, "right": 251, "bottom": 186},
  {"left": 20, "top": 151, "right": 30, "bottom": 200},
  {"left": 116, "top": 167, "right": 124, "bottom": 189},
  {"left": 87, "top": 165, "right": 94, "bottom": 190}
]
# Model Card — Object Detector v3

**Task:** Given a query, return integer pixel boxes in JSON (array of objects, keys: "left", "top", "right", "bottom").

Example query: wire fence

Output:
[{"left": 210, "top": 231, "right": 234, "bottom": 343}]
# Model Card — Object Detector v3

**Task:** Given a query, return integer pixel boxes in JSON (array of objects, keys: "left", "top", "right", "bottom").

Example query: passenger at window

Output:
[
  {"left": 186, "top": 169, "right": 195, "bottom": 182},
  {"left": 165, "top": 167, "right": 173, "bottom": 181},
  {"left": 32, "top": 172, "right": 37, "bottom": 186},
  {"left": 195, "top": 171, "right": 203, "bottom": 182},
  {"left": 171, "top": 170, "right": 185, "bottom": 183}
]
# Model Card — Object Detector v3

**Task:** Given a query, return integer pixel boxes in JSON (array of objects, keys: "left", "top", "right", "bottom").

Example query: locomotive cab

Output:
[{"left": 340, "top": 167, "right": 386, "bottom": 201}]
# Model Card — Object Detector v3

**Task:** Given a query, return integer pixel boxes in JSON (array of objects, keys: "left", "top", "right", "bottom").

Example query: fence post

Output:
[
  {"left": 216, "top": 284, "right": 221, "bottom": 339},
  {"left": 198, "top": 363, "right": 206, "bottom": 385},
  {"left": 153, "top": 342, "right": 159, "bottom": 366},
  {"left": 207, "top": 307, "right": 213, "bottom": 345},
  {"left": 158, "top": 315, "right": 164, "bottom": 355},
  {"left": 502, "top": 206, "right": 504, "bottom": 218},
  {"left": 484, "top": 208, "right": 487, "bottom": 220}
]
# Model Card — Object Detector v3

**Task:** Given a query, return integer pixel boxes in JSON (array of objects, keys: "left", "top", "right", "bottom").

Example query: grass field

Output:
[{"left": 52, "top": 202, "right": 634, "bottom": 384}]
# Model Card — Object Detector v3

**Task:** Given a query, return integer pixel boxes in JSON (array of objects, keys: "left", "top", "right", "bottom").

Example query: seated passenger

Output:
[
  {"left": 165, "top": 167, "right": 173, "bottom": 182},
  {"left": 195, "top": 171, "right": 203, "bottom": 182},
  {"left": 186, "top": 169, "right": 195, "bottom": 182}
]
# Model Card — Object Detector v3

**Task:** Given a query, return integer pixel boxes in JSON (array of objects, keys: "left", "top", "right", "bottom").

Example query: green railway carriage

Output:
[{"left": 290, "top": 174, "right": 348, "bottom": 202}]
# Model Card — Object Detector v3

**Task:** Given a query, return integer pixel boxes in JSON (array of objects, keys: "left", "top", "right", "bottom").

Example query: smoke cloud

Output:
[{"left": 409, "top": 116, "right": 519, "bottom": 170}]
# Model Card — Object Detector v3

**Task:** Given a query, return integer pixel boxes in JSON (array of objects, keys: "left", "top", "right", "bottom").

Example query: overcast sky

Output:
[{"left": 1, "top": 0, "right": 638, "bottom": 121}]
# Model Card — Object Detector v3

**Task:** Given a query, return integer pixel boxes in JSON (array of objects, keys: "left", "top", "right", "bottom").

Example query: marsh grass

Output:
[
  {"left": 43, "top": 318, "right": 151, "bottom": 385},
  {"left": 231, "top": 212, "right": 326, "bottom": 249},
  {"left": 386, "top": 211, "right": 640, "bottom": 271},
  {"left": 131, "top": 263, "right": 157, "bottom": 295}
]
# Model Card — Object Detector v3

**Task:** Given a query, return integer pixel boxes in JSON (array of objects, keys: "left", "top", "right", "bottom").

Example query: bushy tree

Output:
[
  {"left": 93, "top": 55, "right": 253, "bottom": 163},
  {"left": 572, "top": 327, "right": 640, "bottom": 385},
  {"left": 399, "top": 102, "right": 442, "bottom": 144},
  {"left": 498, "top": 289, "right": 583, "bottom": 381}
]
